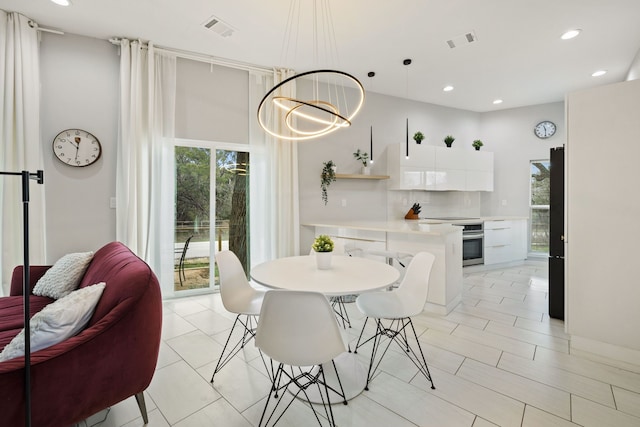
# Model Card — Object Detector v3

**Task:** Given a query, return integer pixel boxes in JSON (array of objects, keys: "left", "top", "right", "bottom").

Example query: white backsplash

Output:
[{"left": 387, "top": 191, "right": 481, "bottom": 220}]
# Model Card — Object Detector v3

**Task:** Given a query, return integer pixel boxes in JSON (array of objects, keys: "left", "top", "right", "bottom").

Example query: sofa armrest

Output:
[{"left": 10, "top": 266, "right": 51, "bottom": 296}]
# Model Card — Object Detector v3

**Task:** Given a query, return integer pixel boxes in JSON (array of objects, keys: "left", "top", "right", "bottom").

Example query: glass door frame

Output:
[{"left": 168, "top": 137, "right": 253, "bottom": 298}]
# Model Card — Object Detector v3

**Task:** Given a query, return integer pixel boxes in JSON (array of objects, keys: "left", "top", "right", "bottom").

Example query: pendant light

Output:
[
  {"left": 404, "top": 59, "right": 412, "bottom": 159},
  {"left": 257, "top": 0, "right": 365, "bottom": 141},
  {"left": 368, "top": 71, "right": 375, "bottom": 164}
]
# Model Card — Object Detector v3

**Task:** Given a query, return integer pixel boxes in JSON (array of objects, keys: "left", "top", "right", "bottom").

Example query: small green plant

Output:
[
  {"left": 312, "top": 234, "right": 334, "bottom": 252},
  {"left": 444, "top": 135, "right": 455, "bottom": 147},
  {"left": 472, "top": 139, "right": 484, "bottom": 150},
  {"left": 413, "top": 131, "right": 425, "bottom": 144},
  {"left": 353, "top": 149, "right": 369, "bottom": 167},
  {"left": 320, "top": 160, "right": 337, "bottom": 205}
]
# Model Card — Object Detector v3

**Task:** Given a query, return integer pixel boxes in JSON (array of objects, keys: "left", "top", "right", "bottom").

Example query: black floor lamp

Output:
[{"left": 0, "top": 169, "right": 44, "bottom": 427}]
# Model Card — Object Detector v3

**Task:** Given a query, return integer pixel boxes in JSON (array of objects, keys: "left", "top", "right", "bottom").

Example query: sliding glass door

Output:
[{"left": 174, "top": 142, "right": 250, "bottom": 293}]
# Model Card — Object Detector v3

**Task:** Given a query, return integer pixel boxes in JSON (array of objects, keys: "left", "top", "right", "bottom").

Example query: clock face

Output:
[
  {"left": 534, "top": 121, "right": 556, "bottom": 139},
  {"left": 52, "top": 129, "right": 102, "bottom": 167}
]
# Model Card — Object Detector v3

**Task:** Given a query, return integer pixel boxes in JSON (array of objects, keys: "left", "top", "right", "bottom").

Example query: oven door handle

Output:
[{"left": 462, "top": 233, "right": 484, "bottom": 240}]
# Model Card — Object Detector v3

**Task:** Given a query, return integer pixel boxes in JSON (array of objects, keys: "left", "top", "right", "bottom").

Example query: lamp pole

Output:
[{"left": 0, "top": 169, "right": 44, "bottom": 427}]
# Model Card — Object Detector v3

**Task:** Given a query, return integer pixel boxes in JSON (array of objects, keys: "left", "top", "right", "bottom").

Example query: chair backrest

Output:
[
  {"left": 394, "top": 251, "right": 436, "bottom": 316},
  {"left": 255, "top": 290, "right": 347, "bottom": 366},
  {"left": 215, "top": 250, "right": 254, "bottom": 314}
]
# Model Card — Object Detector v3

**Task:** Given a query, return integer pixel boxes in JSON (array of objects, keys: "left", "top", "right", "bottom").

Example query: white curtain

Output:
[
  {"left": 249, "top": 68, "right": 300, "bottom": 266},
  {"left": 0, "top": 11, "right": 45, "bottom": 296},
  {"left": 116, "top": 40, "right": 176, "bottom": 290}
]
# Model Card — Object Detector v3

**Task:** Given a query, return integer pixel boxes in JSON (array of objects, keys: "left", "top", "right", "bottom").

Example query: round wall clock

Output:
[
  {"left": 52, "top": 129, "right": 102, "bottom": 167},
  {"left": 534, "top": 121, "right": 556, "bottom": 139}
]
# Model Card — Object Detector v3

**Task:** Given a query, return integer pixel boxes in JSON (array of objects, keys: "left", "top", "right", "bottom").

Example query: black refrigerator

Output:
[{"left": 548, "top": 146, "right": 564, "bottom": 320}]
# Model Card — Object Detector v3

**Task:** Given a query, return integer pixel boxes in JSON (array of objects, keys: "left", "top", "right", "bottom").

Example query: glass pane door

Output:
[
  {"left": 174, "top": 145, "right": 251, "bottom": 292},
  {"left": 175, "top": 147, "right": 212, "bottom": 291},
  {"left": 216, "top": 149, "right": 250, "bottom": 274},
  {"left": 530, "top": 160, "right": 551, "bottom": 253}
]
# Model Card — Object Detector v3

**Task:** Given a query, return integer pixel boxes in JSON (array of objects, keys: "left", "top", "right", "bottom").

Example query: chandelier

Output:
[{"left": 257, "top": 0, "right": 365, "bottom": 141}]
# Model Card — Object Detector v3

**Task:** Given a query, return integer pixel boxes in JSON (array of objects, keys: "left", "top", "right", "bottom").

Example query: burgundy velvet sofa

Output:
[{"left": 0, "top": 241, "right": 162, "bottom": 427}]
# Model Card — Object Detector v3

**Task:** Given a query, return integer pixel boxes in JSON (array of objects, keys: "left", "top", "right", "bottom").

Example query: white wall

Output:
[
  {"left": 479, "top": 102, "right": 565, "bottom": 217},
  {"left": 40, "top": 33, "right": 119, "bottom": 260},
  {"left": 566, "top": 79, "right": 640, "bottom": 367}
]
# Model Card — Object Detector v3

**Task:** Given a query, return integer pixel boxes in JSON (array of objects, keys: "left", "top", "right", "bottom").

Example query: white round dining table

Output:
[
  {"left": 250, "top": 255, "right": 400, "bottom": 403},
  {"left": 250, "top": 255, "right": 400, "bottom": 295}
]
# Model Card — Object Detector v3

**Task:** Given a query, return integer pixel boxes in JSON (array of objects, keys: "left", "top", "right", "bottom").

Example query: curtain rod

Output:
[
  {"left": 28, "top": 20, "right": 64, "bottom": 35},
  {"left": 108, "top": 37, "right": 273, "bottom": 75}
]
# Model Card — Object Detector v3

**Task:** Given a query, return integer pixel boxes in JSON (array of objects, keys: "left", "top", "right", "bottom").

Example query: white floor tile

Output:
[
  {"left": 571, "top": 395, "right": 640, "bottom": 427},
  {"left": 452, "top": 324, "right": 536, "bottom": 359},
  {"left": 457, "top": 358, "right": 571, "bottom": 420},
  {"left": 612, "top": 386, "right": 640, "bottom": 418},
  {"left": 498, "top": 352, "right": 615, "bottom": 407},
  {"left": 173, "top": 398, "right": 252, "bottom": 427},
  {"left": 166, "top": 330, "right": 223, "bottom": 369},
  {"left": 147, "top": 360, "right": 221, "bottom": 425},
  {"left": 522, "top": 405, "right": 581, "bottom": 427},
  {"left": 367, "top": 371, "right": 476, "bottom": 427},
  {"left": 513, "top": 317, "right": 570, "bottom": 340},
  {"left": 485, "top": 321, "right": 569, "bottom": 353},
  {"left": 454, "top": 303, "right": 517, "bottom": 325},
  {"left": 420, "top": 328, "right": 502, "bottom": 366},
  {"left": 411, "top": 367, "right": 524, "bottom": 427}
]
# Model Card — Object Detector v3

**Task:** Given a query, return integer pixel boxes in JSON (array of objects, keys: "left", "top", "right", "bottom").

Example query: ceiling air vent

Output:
[
  {"left": 446, "top": 30, "right": 477, "bottom": 49},
  {"left": 203, "top": 15, "right": 235, "bottom": 38}
]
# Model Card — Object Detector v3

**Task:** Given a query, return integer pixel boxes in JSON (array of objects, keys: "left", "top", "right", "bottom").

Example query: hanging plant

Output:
[{"left": 320, "top": 160, "right": 337, "bottom": 205}]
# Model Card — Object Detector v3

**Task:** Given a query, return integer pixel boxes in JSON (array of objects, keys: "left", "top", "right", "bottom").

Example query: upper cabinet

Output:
[{"left": 387, "top": 143, "right": 493, "bottom": 191}]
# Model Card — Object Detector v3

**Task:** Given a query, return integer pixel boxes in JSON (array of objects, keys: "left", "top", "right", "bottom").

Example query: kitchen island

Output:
[{"left": 301, "top": 220, "right": 462, "bottom": 315}]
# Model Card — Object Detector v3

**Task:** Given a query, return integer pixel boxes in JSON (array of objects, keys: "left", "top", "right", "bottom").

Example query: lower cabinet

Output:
[{"left": 484, "top": 220, "right": 527, "bottom": 265}]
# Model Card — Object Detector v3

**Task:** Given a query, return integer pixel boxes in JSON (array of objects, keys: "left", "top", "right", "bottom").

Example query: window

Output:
[
  {"left": 530, "top": 160, "right": 550, "bottom": 253},
  {"left": 174, "top": 141, "right": 251, "bottom": 292}
]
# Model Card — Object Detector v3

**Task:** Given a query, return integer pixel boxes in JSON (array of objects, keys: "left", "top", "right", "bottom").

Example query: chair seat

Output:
[
  {"left": 228, "top": 289, "right": 267, "bottom": 316},
  {"left": 356, "top": 291, "right": 417, "bottom": 319}
]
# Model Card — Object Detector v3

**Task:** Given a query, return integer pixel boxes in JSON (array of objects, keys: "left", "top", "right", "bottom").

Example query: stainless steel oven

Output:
[{"left": 458, "top": 223, "right": 484, "bottom": 266}]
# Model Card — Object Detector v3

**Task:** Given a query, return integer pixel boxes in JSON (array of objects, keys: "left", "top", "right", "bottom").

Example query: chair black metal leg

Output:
[{"left": 210, "top": 314, "right": 257, "bottom": 384}]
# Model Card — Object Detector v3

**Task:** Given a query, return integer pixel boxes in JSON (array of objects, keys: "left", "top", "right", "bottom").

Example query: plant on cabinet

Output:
[
  {"left": 472, "top": 139, "right": 484, "bottom": 150},
  {"left": 413, "top": 131, "right": 425, "bottom": 144},
  {"left": 444, "top": 135, "right": 455, "bottom": 147}
]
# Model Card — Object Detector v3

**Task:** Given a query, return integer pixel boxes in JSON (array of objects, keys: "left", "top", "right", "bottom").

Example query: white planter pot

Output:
[
  {"left": 315, "top": 251, "right": 333, "bottom": 270},
  {"left": 361, "top": 166, "right": 371, "bottom": 175}
]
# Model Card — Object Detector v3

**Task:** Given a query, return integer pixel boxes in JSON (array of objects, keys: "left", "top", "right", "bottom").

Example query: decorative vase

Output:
[
  {"left": 361, "top": 166, "right": 371, "bottom": 175},
  {"left": 315, "top": 251, "right": 332, "bottom": 270},
  {"left": 331, "top": 165, "right": 337, "bottom": 173}
]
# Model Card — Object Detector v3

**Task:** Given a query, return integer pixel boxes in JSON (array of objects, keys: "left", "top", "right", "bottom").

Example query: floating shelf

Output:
[{"left": 335, "top": 173, "right": 390, "bottom": 180}]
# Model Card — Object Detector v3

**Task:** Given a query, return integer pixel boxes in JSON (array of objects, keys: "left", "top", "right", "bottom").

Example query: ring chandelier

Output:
[{"left": 257, "top": 69, "right": 365, "bottom": 141}]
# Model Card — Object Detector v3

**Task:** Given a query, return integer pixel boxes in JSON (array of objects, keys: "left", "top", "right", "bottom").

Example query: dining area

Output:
[{"left": 204, "top": 235, "right": 438, "bottom": 427}]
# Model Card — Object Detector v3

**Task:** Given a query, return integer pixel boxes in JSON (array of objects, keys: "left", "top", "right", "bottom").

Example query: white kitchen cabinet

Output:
[
  {"left": 314, "top": 226, "right": 386, "bottom": 258},
  {"left": 484, "top": 219, "right": 527, "bottom": 265},
  {"left": 387, "top": 143, "right": 493, "bottom": 191}
]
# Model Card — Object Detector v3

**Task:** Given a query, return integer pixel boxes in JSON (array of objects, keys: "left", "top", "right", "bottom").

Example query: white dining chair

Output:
[
  {"left": 255, "top": 290, "right": 348, "bottom": 427},
  {"left": 353, "top": 251, "right": 437, "bottom": 391},
  {"left": 210, "top": 250, "right": 266, "bottom": 384}
]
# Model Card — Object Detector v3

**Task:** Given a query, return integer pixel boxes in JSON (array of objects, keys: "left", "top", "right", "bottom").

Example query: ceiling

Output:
[{"left": 2, "top": 0, "right": 640, "bottom": 112}]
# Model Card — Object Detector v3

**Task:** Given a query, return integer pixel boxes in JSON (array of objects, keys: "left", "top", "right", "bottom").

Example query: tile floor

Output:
[{"left": 84, "top": 259, "right": 640, "bottom": 427}]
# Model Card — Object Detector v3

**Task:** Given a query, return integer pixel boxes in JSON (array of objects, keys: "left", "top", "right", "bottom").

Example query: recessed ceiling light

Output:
[
  {"left": 50, "top": 0, "right": 71, "bottom": 5},
  {"left": 591, "top": 70, "right": 607, "bottom": 77},
  {"left": 493, "top": 99, "right": 503, "bottom": 105},
  {"left": 561, "top": 29, "right": 581, "bottom": 40},
  {"left": 443, "top": 85, "right": 454, "bottom": 92}
]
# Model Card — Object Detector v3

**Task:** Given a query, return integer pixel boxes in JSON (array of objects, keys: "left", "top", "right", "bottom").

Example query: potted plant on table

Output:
[
  {"left": 320, "top": 160, "right": 337, "bottom": 205},
  {"left": 413, "top": 131, "right": 425, "bottom": 144},
  {"left": 353, "top": 149, "right": 370, "bottom": 175},
  {"left": 472, "top": 139, "right": 484, "bottom": 150},
  {"left": 444, "top": 135, "right": 455, "bottom": 148},
  {"left": 312, "top": 234, "right": 334, "bottom": 270}
]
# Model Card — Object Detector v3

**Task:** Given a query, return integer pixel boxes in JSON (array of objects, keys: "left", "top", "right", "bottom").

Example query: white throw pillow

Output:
[
  {"left": 0, "top": 282, "right": 106, "bottom": 362},
  {"left": 33, "top": 251, "right": 94, "bottom": 299}
]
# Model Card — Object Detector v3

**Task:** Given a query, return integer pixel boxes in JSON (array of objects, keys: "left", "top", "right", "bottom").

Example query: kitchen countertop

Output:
[
  {"left": 419, "top": 216, "right": 528, "bottom": 225},
  {"left": 302, "top": 220, "right": 461, "bottom": 236}
]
